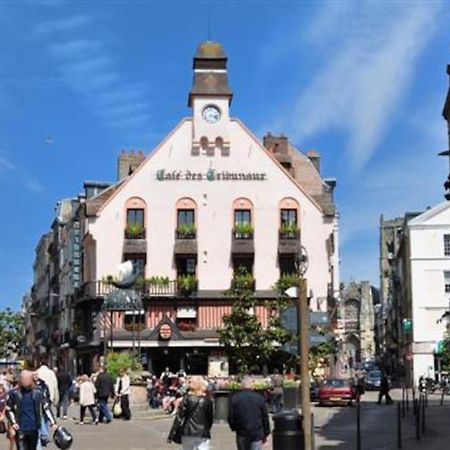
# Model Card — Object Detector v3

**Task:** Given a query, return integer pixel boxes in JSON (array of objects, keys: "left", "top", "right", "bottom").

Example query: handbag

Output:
[{"left": 112, "top": 399, "right": 122, "bottom": 417}]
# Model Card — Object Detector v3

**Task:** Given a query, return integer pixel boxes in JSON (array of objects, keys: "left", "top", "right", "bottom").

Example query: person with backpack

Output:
[{"left": 168, "top": 376, "right": 213, "bottom": 450}]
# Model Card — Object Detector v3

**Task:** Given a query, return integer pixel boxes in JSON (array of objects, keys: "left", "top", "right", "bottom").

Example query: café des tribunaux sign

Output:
[{"left": 156, "top": 169, "right": 267, "bottom": 182}]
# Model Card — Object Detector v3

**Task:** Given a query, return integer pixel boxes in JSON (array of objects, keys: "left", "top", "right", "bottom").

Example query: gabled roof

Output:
[
  {"left": 408, "top": 201, "right": 450, "bottom": 227},
  {"left": 91, "top": 117, "right": 332, "bottom": 217}
]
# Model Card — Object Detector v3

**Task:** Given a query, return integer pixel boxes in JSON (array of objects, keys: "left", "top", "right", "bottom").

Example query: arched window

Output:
[
  {"left": 200, "top": 136, "right": 208, "bottom": 150},
  {"left": 176, "top": 198, "right": 197, "bottom": 238},
  {"left": 233, "top": 198, "right": 254, "bottom": 237},
  {"left": 279, "top": 197, "right": 300, "bottom": 237},
  {"left": 125, "top": 197, "right": 146, "bottom": 239}
]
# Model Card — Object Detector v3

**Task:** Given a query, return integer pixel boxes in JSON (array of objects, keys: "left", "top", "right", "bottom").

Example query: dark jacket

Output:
[
  {"left": 95, "top": 372, "right": 114, "bottom": 399},
  {"left": 57, "top": 371, "right": 72, "bottom": 393},
  {"left": 177, "top": 394, "right": 213, "bottom": 439},
  {"left": 228, "top": 390, "right": 270, "bottom": 441},
  {"left": 6, "top": 387, "right": 56, "bottom": 430}
]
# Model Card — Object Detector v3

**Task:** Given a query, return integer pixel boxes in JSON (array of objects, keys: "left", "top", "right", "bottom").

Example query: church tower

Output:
[{"left": 189, "top": 41, "right": 232, "bottom": 156}]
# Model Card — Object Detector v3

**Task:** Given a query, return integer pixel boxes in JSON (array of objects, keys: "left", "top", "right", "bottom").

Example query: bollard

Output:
[
  {"left": 397, "top": 402, "right": 402, "bottom": 448},
  {"left": 421, "top": 395, "right": 426, "bottom": 434},
  {"left": 356, "top": 397, "right": 361, "bottom": 450},
  {"left": 272, "top": 411, "right": 304, "bottom": 450},
  {"left": 425, "top": 391, "right": 428, "bottom": 408},
  {"left": 406, "top": 387, "right": 409, "bottom": 411},
  {"left": 401, "top": 388, "right": 405, "bottom": 418},
  {"left": 413, "top": 389, "right": 417, "bottom": 416},
  {"left": 415, "top": 399, "right": 421, "bottom": 441}
]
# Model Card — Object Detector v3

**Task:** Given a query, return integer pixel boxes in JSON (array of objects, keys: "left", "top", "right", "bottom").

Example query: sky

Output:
[{"left": 0, "top": 0, "right": 449, "bottom": 309}]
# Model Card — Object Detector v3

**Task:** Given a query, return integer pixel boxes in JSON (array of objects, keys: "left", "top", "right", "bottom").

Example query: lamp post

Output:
[{"left": 296, "top": 247, "right": 312, "bottom": 450}]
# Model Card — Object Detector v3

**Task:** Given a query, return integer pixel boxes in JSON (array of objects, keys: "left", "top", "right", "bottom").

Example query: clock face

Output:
[{"left": 202, "top": 105, "right": 221, "bottom": 124}]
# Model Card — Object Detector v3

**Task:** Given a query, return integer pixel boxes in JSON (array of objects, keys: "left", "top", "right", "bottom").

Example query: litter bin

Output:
[
  {"left": 272, "top": 411, "right": 304, "bottom": 450},
  {"left": 213, "top": 390, "right": 231, "bottom": 423}
]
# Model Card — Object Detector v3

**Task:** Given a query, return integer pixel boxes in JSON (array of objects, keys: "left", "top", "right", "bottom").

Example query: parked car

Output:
[
  {"left": 318, "top": 378, "right": 357, "bottom": 406},
  {"left": 364, "top": 370, "right": 382, "bottom": 390}
]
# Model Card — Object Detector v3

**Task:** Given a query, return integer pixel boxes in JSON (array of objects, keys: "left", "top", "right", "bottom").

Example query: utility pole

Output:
[{"left": 299, "top": 276, "right": 312, "bottom": 450}]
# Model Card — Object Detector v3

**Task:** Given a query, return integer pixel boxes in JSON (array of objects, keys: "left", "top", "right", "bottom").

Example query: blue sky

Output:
[{"left": 0, "top": 0, "right": 449, "bottom": 309}]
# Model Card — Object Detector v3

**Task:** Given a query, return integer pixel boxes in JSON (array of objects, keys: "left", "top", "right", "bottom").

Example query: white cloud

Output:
[
  {"left": 273, "top": 1, "right": 444, "bottom": 171},
  {"left": 35, "top": 14, "right": 91, "bottom": 35}
]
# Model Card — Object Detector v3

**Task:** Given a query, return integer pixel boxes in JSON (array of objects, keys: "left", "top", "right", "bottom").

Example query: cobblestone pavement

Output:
[{"left": 45, "top": 390, "right": 450, "bottom": 449}]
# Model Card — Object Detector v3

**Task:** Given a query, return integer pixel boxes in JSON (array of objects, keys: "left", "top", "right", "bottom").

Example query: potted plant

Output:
[
  {"left": 234, "top": 222, "right": 253, "bottom": 239},
  {"left": 177, "top": 274, "right": 197, "bottom": 295},
  {"left": 282, "top": 379, "right": 300, "bottom": 410},
  {"left": 231, "top": 267, "right": 255, "bottom": 292},
  {"left": 126, "top": 223, "right": 144, "bottom": 239},
  {"left": 213, "top": 379, "right": 241, "bottom": 423},
  {"left": 274, "top": 273, "right": 301, "bottom": 294},
  {"left": 148, "top": 276, "right": 170, "bottom": 286},
  {"left": 176, "top": 223, "right": 196, "bottom": 239},
  {"left": 280, "top": 222, "right": 298, "bottom": 238}
]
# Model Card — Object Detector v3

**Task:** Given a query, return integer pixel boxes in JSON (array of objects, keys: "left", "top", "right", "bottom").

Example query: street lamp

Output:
[{"left": 296, "top": 246, "right": 313, "bottom": 450}]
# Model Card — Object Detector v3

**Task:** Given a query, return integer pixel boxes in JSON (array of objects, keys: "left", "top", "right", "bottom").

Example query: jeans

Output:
[
  {"left": 236, "top": 436, "right": 263, "bottom": 450},
  {"left": 98, "top": 397, "right": 113, "bottom": 423},
  {"left": 39, "top": 418, "right": 48, "bottom": 441},
  {"left": 182, "top": 436, "right": 210, "bottom": 450},
  {"left": 57, "top": 391, "right": 70, "bottom": 418},
  {"left": 16, "top": 431, "right": 39, "bottom": 450},
  {"left": 120, "top": 395, "right": 131, "bottom": 420}
]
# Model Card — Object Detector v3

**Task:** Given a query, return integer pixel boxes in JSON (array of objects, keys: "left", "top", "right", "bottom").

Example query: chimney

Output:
[
  {"left": 306, "top": 149, "right": 321, "bottom": 173},
  {"left": 118, "top": 150, "right": 146, "bottom": 181},
  {"left": 263, "top": 132, "right": 288, "bottom": 154}
]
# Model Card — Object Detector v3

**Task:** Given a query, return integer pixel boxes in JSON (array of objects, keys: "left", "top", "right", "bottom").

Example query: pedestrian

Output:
[
  {"left": 33, "top": 372, "right": 52, "bottom": 447},
  {"left": 228, "top": 376, "right": 271, "bottom": 450},
  {"left": 168, "top": 376, "right": 213, "bottom": 449},
  {"left": 0, "top": 380, "right": 15, "bottom": 450},
  {"left": 378, "top": 373, "right": 393, "bottom": 405},
  {"left": 115, "top": 368, "right": 131, "bottom": 420},
  {"left": 79, "top": 375, "right": 98, "bottom": 425},
  {"left": 94, "top": 366, "right": 114, "bottom": 423},
  {"left": 55, "top": 367, "right": 72, "bottom": 420},
  {"left": 6, "top": 370, "right": 58, "bottom": 450},
  {"left": 270, "top": 369, "right": 283, "bottom": 414},
  {"left": 161, "top": 367, "right": 172, "bottom": 389},
  {"left": 36, "top": 361, "right": 59, "bottom": 406}
]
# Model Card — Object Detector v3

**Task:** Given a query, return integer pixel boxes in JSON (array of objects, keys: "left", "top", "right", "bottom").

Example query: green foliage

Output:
[
  {"left": 105, "top": 352, "right": 142, "bottom": 382},
  {"left": 126, "top": 222, "right": 144, "bottom": 238},
  {"left": 219, "top": 280, "right": 292, "bottom": 375},
  {"left": 176, "top": 223, "right": 196, "bottom": 238},
  {"left": 309, "top": 339, "right": 337, "bottom": 377},
  {"left": 0, "top": 309, "right": 24, "bottom": 358},
  {"left": 440, "top": 334, "right": 450, "bottom": 371},
  {"left": 102, "top": 275, "right": 118, "bottom": 285},
  {"left": 280, "top": 222, "right": 298, "bottom": 235},
  {"left": 274, "top": 273, "right": 301, "bottom": 294},
  {"left": 282, "top": 379, "right": 299, "bottom": 388},
  {"left": 231, "top": 267, "right": 255, "bottom": 292},
  {"left": 234, "top": 222, "right": 253, "bottom": 236},
  {"left": 177, "top": 274, "right": 197, "bottom": 294},
  {"left": 148, "top": 276, "right": 170, "bottom": 286}
]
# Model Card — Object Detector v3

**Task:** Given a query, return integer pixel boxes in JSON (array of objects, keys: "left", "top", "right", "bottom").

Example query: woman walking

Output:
[
  {"left": 168, "top": 376, "right": 213, "bottom": 450},
  {"left": 79, "top": 375, "right": 98, "bottom": 425},
  {"left": 115, "top": 368, "right": 131, "bottom": 420}
]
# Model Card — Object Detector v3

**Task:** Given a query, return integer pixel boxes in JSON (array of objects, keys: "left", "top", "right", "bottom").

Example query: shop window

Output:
[{"left": 124, "top": 311, "right": 146, "bottom": 332}]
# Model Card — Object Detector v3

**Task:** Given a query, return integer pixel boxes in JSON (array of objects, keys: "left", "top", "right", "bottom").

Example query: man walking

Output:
[
  {"left": 228, "top": 376, "right": 270, "bottom": 450},
  {"left": 95, "top": 366, "right": 114, "bottom": 423},
  {"left": 378, "top": 373, "right": 393, "bottom": 405},
  {"left": 6, "top": 370, "right": 57, "bottom": 450},
  {"left": 55, "top": 368, "right": 72, "bottom": 420}
]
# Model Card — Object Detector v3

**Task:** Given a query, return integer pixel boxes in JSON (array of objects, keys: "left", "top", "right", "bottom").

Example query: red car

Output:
[{"left": 318, "top": 378, "right": 357, "bottom": 406}]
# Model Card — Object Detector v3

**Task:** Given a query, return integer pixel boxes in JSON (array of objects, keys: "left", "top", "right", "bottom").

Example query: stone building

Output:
[{"left": 339, "top": 281, "right": 377, "bottom": 368}]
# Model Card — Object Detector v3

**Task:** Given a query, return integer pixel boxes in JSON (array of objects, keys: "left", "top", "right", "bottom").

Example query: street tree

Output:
[{"left": 0, "top": 308, "right": 24, "bottom": 359}]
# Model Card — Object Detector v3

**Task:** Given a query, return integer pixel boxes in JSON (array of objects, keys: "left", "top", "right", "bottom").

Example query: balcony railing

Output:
[
  {"left": 278, "top": 229, "right": 300, "bottom": 255},
  {"left": 175, "top": 229, "right": 197, "bottom": 240},
  {"left": 81, "top": 278, "right": 198, "bottom": 300},
  {"left": 279, "top": 229, "right": 300, "bottom": 240},
  {"left": 174, "top": 229, "right": 197, "bottom": 254},
  {"left": 231, "top": 229, "right": 254, "bottom": 254},
  {"left": 124, "top": 228, "right": 146, "bottom": 240}
]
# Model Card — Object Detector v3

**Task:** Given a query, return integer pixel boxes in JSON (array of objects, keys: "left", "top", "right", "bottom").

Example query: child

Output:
[{"left": 79, "top": 375, "right": 98, "bottom": 425}]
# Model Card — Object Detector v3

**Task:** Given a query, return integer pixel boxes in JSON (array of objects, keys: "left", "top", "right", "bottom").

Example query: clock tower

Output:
[{"left": 189, "top": 41, "right": 233, "bottom": 156}]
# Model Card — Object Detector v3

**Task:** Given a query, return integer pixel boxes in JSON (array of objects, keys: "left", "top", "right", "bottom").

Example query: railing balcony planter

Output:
[
  {"left": 141, "top": 277, "right": 177, "bottom": 297},
  {"left": 230, "top": 268, "right": 255, "bottom": 292},
  {"left": 174, "top": 226, "right": 197, "bottom": 255},
  {"left": 124, "top": 225, "right": 147, "bottom": 254},
  {"left": 278, "top": 227, "right": 300, "bottom": 255},
  {"left": 177, "top": 274, "right": 198, "bottom": 297},
  {"left": 231, "top": 224, "right": 254, "bottom": 254}
]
